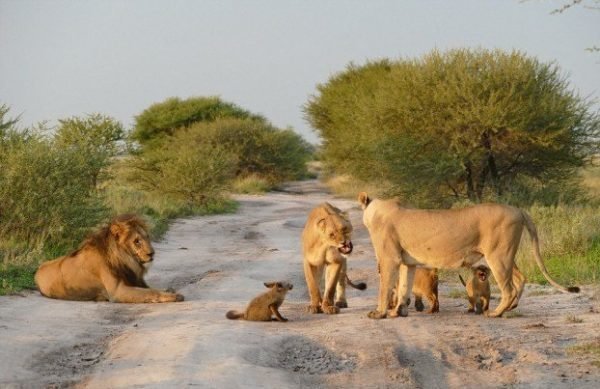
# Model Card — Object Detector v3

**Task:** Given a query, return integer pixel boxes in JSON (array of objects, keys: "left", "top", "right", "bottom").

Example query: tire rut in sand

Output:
[{"left": 245, "top": 335, "right": 357, "bottom": 375}]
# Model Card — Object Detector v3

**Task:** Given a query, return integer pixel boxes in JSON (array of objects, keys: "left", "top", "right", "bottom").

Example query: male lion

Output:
[
  {"left": 35, "top": 214, "right": 184, "bottom": 303},
  {"left": 358, "top": 192, "right": 579, "bottom": 319},
  {"left": 302, "top": 203, "right": 366, "bottom": 314}
]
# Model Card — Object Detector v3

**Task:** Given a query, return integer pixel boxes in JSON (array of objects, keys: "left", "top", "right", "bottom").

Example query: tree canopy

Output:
[
  {"left": 131, "top": 96, "right": 264, "bottom": 145},
  {"left": 305, "top": 48, "right": 600, "bottom": 206}
]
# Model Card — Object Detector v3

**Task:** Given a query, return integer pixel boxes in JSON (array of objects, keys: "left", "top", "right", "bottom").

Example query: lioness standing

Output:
[
  {"left": 302, "top": 203, "right": 362, "bottom": 314},
  {"left": 358, "top": 192, "right": 579, "bottom": 319}
]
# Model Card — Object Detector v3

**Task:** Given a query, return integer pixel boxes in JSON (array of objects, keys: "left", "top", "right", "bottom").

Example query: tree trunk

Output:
[{"left": 464, "top": 160, "right": 478, "bottom": 202}]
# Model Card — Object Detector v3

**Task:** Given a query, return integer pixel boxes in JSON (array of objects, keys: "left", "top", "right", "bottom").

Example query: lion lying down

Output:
[
  {"left": 358, "top": 192, "right": 579, "bottom": 319},
  {"left": 35, "top": 214, "right": 184, "bottom": 303}
]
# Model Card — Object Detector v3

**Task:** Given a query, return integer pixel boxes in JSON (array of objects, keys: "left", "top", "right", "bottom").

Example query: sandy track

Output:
[{"left": 1, "top": 180, "right": 599, "bottom": 388}]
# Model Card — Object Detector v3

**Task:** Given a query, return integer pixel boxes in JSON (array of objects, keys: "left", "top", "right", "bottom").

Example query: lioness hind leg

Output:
[
  {"left": 485, "top": 255, "right": 518, "bottom": 318},
  {"left": 508, "top": 265, "right": 526, "bottom": 311}
]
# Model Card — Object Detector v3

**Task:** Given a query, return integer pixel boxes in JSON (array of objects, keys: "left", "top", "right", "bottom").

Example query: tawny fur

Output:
[
  {"left": 459, "top": 265, "right": 491, "bottom": 314},
  {"left": 358, "top": 192, "right": 579, "bottom": 319},
  {"left": 389, "top": 268, "right": 439, "bottom": 314},
  {"left": 302, "top": 203, "right": 366, "bottom": 314},
  {"left": 35, "top": 214, "right": 184, "bottom": 303},
  {"left": 226, "top": 281, "right": 293, "bottom": 321}
]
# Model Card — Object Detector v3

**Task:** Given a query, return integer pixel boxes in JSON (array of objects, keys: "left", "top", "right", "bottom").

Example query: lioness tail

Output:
[
  {"left": 521, "top": 210, "right": 580, "bottom": 294},
  {"left": 346, "top": 274, "right": 367, "bottom": 290},
  {"left": 226, "top": 310, "right": 244, "bottom": 320},
  {"left": 458, "top": 274, "right": 466, "bottom": 287}
]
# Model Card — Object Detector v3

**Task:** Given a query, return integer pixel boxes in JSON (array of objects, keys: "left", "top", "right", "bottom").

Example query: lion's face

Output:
[
  {"left": 110, "top": 217, "right": 154, "bottom": 264},
  {"left": 318, "top": 214, "right": 353, "bottom": 255},
  {"left": 127, "top": 227, "right": 154, "bottom": 264}
]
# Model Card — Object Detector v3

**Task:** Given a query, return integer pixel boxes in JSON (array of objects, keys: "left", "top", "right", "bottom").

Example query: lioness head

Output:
[
  {"left": 109, "top": 214, "right": 155, "bottom": 264},
  {"left": 317, "top": 213, "right": 353, "bottom": 255}
]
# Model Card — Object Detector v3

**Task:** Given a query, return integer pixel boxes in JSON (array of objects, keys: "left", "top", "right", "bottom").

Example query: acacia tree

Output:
[{"left": 305, "top": 49, "right": 600, "bottom": 206}]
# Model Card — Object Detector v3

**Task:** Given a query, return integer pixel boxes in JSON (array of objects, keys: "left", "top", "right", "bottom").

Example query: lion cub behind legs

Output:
[
  {"left": 459, "top": 265, "right": 491, "bottom": 314},
  {"left": 390, "top": 268, "right": 439, "bottom": 314},
  {"left": 226, "top": 281, "right": 293, "bottom": 322}
]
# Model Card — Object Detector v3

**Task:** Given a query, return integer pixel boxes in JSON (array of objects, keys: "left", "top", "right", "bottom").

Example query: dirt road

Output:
[{"left": 1, "top": 180, "right": 599, "bottom": 388}]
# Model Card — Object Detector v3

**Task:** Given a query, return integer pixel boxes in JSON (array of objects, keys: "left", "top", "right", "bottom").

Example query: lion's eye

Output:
[{"left": 134, "top": 238, "right": 141, "bottom": 246}]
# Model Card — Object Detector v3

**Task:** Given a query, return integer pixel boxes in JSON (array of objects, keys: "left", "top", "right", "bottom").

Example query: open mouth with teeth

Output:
[
  {"left": 478, "top": 271, "right": 487, "bottom": 282},
  {"left": 338, "top": 241, "right": 353, "bottom": 254}
]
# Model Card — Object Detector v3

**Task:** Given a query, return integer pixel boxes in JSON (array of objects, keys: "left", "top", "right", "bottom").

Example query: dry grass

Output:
[
  {"left": 581, "top": 164, "right": 600, "bottom": 200},
  {"left": 565, "top": 314, "right": 584, "bottom": 323},
  {"left": 323, "top": 174, "right": 384, "bottom": 200},
  {"left": 566, "top": 339, "right": 600, "bottom": 367}
]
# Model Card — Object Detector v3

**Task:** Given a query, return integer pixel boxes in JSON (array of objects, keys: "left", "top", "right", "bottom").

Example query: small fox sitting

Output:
[
  {"left": 459, "top": 265, "right": 491, "bottom": 314},
  {"left": 226, "top": 281, "right": 293, "bottom": 322}
]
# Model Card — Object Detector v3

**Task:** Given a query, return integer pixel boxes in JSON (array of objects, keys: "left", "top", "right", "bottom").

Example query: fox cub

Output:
[{"left": 226, "top": 281, "right": 293, "bottom": 321}]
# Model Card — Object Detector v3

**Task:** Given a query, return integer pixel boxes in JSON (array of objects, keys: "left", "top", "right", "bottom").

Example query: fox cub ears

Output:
[{"left": 264, "top": 281, "right": 293, "bottom": 290}]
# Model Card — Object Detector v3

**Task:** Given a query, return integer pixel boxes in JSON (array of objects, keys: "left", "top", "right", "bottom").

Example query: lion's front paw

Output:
[
  {"left": 322, "top": 305, "right": 340, "bottom": 314},
  {"left": 368, "top": 310, "right": 386, "bottom": 319},
  {"left": 335, "top": 300, "right": 348, "bottom": 309},
  {"left": 307, "top": 305, "right": 322, "bottom": 314},
  {"left": 160, "top": 293, "right": 184, "bottom": 303},
  {"left": 484, "top": 310, "right": 502, "bottom": 318}
]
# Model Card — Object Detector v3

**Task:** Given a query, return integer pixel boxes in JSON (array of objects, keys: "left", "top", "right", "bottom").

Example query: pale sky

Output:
[{"left": 1, "top": 0, "right": 599, "bottom": 144}]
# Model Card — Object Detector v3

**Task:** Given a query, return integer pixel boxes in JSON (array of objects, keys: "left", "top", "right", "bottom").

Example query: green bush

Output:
[
  {"left": 127, "top": 129, "right": 238, "bottom": 209},
  {"left": 516, "top": 204, "right": 600, "bottom": 285},
  {"left": 131, "top": 96, "right": 264, "bottom": 145},
  {"left": 187, "top": 118, "right": 312, "bottom": 183},
  {"left": 0, "top": 129, "right": 108, "bottom": 247}
]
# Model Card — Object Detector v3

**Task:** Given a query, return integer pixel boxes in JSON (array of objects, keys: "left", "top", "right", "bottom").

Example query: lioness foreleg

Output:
[
  {"left": 303, "top": 260, "right": 323, "bottom": 313},
  {"left": 333, "top": 260, "right": 348, "bottom": 308},
  {"left": 322, "top": 257, "right": 342, "bottom": 314},
  {"left": 389, "top": 264, "right": 414, "bottom": 318},
  {"left": 368, "top": 258, "right": 396, "bottom": 319}
]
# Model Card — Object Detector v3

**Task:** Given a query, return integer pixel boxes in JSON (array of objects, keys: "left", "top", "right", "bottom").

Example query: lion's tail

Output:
[
  {"left": 346, "top": 274, "right": 367, "bottom": 291},
  {"left": 458, "top": 274, "right": 466, "bottom": 287},
  {"left": 226, "top": 310, "right": 245, "bottom": 320},
  {"left": 521, "top": 210, "right": 580, "bottom": 293}
]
